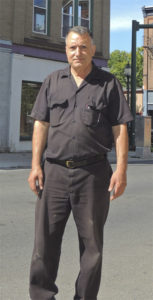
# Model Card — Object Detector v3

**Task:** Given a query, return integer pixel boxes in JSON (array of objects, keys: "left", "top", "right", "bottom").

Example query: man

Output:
[{"left": 28, "top": 26, "right": 133, "bottom": 300}]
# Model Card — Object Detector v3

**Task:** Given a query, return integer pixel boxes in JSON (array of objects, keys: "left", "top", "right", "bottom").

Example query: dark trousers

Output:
[{"left": 29, "top": 158, "right": 112, "bottom": 300}]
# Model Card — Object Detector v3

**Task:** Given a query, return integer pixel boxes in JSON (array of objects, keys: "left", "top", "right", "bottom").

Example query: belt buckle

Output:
[{"left": 66, "top": 160, "right": 74, "bottom": 168}]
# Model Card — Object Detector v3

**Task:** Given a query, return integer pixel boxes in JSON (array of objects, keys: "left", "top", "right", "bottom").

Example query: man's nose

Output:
[{"left": 75, "top": 47, "right": 81, "bottom": 56}]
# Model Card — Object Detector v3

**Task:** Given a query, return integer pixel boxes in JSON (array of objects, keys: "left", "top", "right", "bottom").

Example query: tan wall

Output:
[
  {"left": 0, "top": 0, "right": 27, "bottom": 43},
  {"left": 124, "top": 91, "right": 143, "bottom": 114},
  {"left": 12, "top": 0, "right": 26, "bottom": 44},
  {"left": 136, "top": 92, "right": 143, "bottom": 114},
  {"left": 93, "top": 0, "right": 110, "bottom": 59},
  {"left": 143, "top": 15, "right": 153, "bottom": 90},
  {"left": 0, "top": 0, "right": 14, "bottom": 41},
  {"left": 50, "top": 0, "right": 63, "bottom": 43},
  {"left": 24, "top": 0, "right": 33, "bottom": 39},
  {"left": 0, "top": 0, "right": 110, "bottom": 59}
]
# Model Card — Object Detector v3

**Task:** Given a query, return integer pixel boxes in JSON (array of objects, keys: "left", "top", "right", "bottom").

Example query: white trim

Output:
[
  {"left": 0, "top": 39, "right": 12, "bottom": 45},
  {"left": 0, "top": 47, "right": 12, "bottom": 53}
]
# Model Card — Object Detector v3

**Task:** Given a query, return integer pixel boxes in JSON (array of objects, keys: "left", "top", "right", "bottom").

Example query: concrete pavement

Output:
[
  {"left": 0, "top": 148, "right": 153, "bottom": 300},
  {"left": 0, "top": 165, "right": 153, "bottom": 300}
]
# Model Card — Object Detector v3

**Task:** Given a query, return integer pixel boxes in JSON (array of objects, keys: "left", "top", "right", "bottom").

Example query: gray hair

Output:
[{"left": 65, "top": 26, "right": 94, "bottom": 44}]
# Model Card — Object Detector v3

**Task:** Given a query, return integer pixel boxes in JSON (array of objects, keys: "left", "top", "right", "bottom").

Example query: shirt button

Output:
[
  {"left": 72, "top": 136, "right": 75, "bottom": 140},
  {"left": 72, "top": 120, "right": 76, "bottom": 123}
]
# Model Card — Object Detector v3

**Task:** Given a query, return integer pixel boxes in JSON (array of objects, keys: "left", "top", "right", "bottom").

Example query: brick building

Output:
[
  {"left": 142, "top": 5, "right": 153, "bottom": 129},
  {"left": 0, "top": 0, "right": 110, "bottom": 152}
]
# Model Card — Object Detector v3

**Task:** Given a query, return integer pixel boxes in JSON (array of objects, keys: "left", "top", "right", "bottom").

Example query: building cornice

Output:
[
  {"left": 142, "top": 6, "right": 153, "bottom": 17},
  {"left": 0, "top": 41, "right": 108, "bottom": 67}
]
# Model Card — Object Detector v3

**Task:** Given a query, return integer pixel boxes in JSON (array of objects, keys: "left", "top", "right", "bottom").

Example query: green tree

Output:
[
  {"left": 136, "top": 47, "right": 143, "bottom": 88},
  {"left": 108, "top": 47, "right": 143, "bottom": 88},
  {"left": 108, "top": 50, "right": 130, "bottom": 87}
]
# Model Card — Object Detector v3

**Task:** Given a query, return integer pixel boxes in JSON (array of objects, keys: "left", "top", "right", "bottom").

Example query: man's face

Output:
[{"left": 65, "top": 32, "right": 96, "bottom": 72}]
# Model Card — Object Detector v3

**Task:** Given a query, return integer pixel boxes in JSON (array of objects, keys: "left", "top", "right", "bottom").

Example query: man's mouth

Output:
[{"left": 74, "top": 58, "right": 83, "bottom": 61}]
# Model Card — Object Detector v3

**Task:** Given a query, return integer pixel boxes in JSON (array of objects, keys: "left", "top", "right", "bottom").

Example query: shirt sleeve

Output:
[
  {"left": 30, "top": 77, "right": 50, "bottom": 122},
  {"left": 107, "top": 76, "right": 133, "bottom": 126}
]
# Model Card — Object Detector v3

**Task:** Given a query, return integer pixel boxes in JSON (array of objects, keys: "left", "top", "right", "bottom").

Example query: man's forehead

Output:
[{"left": 66, "top": 32, "right": 90, "bottom": 44}]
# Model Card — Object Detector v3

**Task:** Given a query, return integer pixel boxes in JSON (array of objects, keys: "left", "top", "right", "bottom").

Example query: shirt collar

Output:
[
  {"left": 84, "top": 62, "right": 102, "bottom": 82},
  {"left": 60, "top": 62, "right": 101, "bottom": 80},
  {"left": 60, "top": 66, "right": 71, "bottom": 78}
]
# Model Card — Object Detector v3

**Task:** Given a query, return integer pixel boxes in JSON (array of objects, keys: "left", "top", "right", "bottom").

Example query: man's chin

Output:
[{"left": 72, "top": 62, "right": 84, "bottom": 69}]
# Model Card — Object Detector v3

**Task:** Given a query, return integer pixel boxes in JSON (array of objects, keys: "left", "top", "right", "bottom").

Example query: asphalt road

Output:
[{"left": 0, "top": 163, "right": 153, "bottom": 300}]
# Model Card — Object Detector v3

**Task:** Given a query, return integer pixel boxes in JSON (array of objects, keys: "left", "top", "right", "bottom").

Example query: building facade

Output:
[
  {"left": 142, "top": 6, "right": 153, "bottom": 129},
  {"left": 0, "top": 0, "right": 110, "bottom": 152}
]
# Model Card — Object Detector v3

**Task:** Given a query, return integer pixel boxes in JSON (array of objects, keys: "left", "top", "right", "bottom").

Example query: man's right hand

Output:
[
  {"left": 28, "top": 166, "right": 44, "bottom": 195},
  {"left": 28, "top": 120, "right": 49, "bottom": 195}
]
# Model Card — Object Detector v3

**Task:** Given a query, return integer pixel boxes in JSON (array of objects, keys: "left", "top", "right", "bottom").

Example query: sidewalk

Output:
[
  {"left": 0, "top": 152, "right": 32, "bottom": 169},
  {"left": 0, "top": 150, "right": 153, "bottom": 169}
]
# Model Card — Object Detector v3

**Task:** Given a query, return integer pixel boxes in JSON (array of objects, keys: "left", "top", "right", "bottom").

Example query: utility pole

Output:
[{"left": 130, "top": 20, "right": 153, "bottom": 149}]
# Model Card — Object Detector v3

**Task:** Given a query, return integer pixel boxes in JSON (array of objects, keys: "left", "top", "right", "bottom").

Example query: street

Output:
[{"left": 0, "top": 163, "right": 153, "bottom": 300}]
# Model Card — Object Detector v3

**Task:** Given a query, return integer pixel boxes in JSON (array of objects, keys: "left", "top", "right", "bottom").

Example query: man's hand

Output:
[
  {"left": 110, "top": 124, "right": 128, "bottom": 201},
  {"left": 108, "top": 170, "right": 127, "bottom": 201},
  {"left": 28, "top": 165, "right": 44, "bottom": 195},
  {"left": 28, "top": 120, "right": 49, "bottom": 195}
]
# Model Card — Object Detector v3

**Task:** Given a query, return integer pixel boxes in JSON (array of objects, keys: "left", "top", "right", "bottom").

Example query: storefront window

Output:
[{"left": 20, "top": 81, "right": 42, "bottom": 141}]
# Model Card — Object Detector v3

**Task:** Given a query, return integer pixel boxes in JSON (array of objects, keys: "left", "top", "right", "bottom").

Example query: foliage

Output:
[
  {"left": 108, "top": 47, "right": 143, "bottom": 88},
  {"left": 136, "top": 47, "right": 143, "bottom": 88},
  {"left": 108, "top": 50, "right": 130, "bottom": 87}
]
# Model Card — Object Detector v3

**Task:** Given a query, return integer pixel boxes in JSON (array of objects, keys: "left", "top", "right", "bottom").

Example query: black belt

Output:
[{"left": 46, "top": 154, "right": 106, "bottom": 169}]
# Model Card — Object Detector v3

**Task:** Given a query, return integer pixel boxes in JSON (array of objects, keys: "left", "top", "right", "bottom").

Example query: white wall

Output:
[
  {"left": 0, "top": 47, "right": 12, "bottom": 151},
  {"left": 9, "top": 54, "right": 67, "bottom": 152}
]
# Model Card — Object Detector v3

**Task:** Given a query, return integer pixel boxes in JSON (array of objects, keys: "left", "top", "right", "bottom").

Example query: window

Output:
[
  {"left": 62, "top": 0, "right": 74, "bottom": 38},
  {"left": 62, "top": 0, "right": 91, "bottom": 38},
  {"left": 33, "top": 0, "right": 48, "bottom": 34},
  {"left": 78, "top": 0, "right": 89, "bottom": 28},
  {"left": 20, "top": 81, "right": 42, "bottom": 141}
]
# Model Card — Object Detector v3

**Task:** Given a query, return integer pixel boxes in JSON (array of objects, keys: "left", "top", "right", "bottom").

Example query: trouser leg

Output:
[
  {"left": 73, "top": 191, "right": 109, "bottom": 300},
  {"left": 29, "top": 161, "right": 71, "bottom": 300},
  {"left": 71, "top": 160, "right": 111, "bottom": 300}
]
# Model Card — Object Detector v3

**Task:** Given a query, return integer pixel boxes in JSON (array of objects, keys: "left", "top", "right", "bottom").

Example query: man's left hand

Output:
[{"left": 108, "top": 170, "right": 127, "bottom": 201}]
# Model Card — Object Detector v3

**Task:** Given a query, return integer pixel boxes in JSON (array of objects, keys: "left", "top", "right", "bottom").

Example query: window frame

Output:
[
  {"left": 61, "top": 0, "right": 92, "bottom": 38},
  {"left": 61, "top": 0, "right": 74, "bottom": 38},
  {"left": 78, "top": 0, "right": 90, "bottom": 28},
  {"left": 32, "top": 0, "right": 48, "bottom": 35}
]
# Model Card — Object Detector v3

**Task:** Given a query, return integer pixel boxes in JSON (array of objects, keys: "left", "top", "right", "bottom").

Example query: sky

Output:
[{"left": 110, "top": 0, "right": 153, "bottom": 53}]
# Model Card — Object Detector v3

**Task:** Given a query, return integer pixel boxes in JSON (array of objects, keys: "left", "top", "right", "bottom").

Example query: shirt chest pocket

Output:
[
  {"left": 49, "top": 100, "right": 68, "bottom": 127},
  {"left": 81, "top": 105, "right": 102, "bottom": 127}
]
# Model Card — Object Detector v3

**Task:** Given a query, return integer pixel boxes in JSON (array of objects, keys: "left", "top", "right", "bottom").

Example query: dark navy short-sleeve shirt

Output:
[{"left": 31, "top": 64, "right": 133, "bottom": 160}]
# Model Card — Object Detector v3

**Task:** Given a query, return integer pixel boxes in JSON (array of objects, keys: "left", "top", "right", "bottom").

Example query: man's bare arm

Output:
[
  {"left": 28, "top": 120, "right": 49, "bottom": 195},
  {"left": 108, "top": 124, "right": 128, "bottom": 201}
]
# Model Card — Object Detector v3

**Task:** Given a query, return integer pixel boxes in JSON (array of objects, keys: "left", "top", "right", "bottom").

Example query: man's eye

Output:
[
  {"left": 70, "top": 46, "right": 76, "bottom": 50},
  {"left": 81, "top": 45, "right": 87, "bottom": 49}
]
